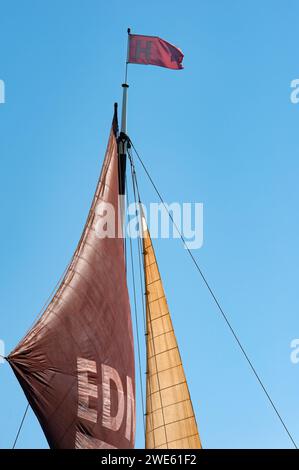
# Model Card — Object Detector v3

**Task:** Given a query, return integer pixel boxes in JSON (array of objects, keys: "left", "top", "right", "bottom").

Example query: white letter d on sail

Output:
[{"left": 102, "top": 364, "right": 125, "bottom": 431}]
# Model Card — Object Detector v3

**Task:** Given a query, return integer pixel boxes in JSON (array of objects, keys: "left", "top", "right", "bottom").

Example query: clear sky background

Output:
[{"left": 1, "top": 0, "right": 299, "bottom": 449}]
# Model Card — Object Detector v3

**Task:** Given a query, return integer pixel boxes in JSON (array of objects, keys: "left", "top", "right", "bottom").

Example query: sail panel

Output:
[
  {"left": 142, "top": 220, "right": 201, "bottom": 449},
  {"left": 8, "top": 108, "right": 135, "bottom": 449}
]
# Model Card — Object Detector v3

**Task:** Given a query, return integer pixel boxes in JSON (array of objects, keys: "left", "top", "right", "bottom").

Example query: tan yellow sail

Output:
[{"left": 142, "top": 217, "right": 201, "bottom": 449}]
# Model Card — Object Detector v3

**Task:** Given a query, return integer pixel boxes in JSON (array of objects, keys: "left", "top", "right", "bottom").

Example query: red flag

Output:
[{"left": 128, "top": 34, "right": 184, "bottom": 70}]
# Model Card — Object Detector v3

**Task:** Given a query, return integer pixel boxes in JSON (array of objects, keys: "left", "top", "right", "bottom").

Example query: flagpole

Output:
[
  {"left": 118, "top": 28, "right": 130, "bottom": 238},
  {"left": 118, "top": 28, "right": 130, "bottom": 190},
  {"left": 121, "top": 28, "right": 130, "bottom": 135}
]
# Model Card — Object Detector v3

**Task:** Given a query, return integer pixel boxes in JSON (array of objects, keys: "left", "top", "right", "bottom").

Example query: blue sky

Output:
[{"left": 1, "top": 0, "right": 299, "bottom": 449}]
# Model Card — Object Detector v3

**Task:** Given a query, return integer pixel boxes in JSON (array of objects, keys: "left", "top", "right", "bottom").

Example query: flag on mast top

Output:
[{"left": 128, "top": 33, "right": 184, "bottom": 70}]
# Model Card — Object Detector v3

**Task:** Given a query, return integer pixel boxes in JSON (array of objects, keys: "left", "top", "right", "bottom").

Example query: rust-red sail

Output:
[{"left": 8, "top": 106, "right": 135, "bottom": 449}]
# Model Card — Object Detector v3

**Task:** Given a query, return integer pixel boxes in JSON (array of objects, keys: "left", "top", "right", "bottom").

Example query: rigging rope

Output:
[
  {"left": 12, "top": 403, "right": 30, "bottom": 449},
  {"left": 128, "top": 153, "right": 147, "bottom": 332},
  {"left": 128, "top": 138, "right": 297, "bottom": 449},
  {"left": 126, "top": 178, "right": 146, "bottom": 434}
]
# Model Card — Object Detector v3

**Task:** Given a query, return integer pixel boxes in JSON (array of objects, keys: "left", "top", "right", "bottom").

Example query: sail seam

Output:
[
  {"left": 146, "top": 379, "right": 188, "bottom": 396},
  {"left": 154, "top": 432, "right": 201, "bottom": 448},
  {"left": 148, "top": 362, "right": 183, "bottom": 376},
  {"left": 147, "top": 415, "right": 196, "bottom": 433},
  {"left": 147, "top": 328, "right": 174, "bottom": 340},
  {"left": 147, "top": 295, "right": 171, "bottom": 304},
  {"left": 147, "top": 345, "right": 179, "bottom": 359},
  {"left": 146, "top": 397, "right": 192, "bottom": 413}
]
